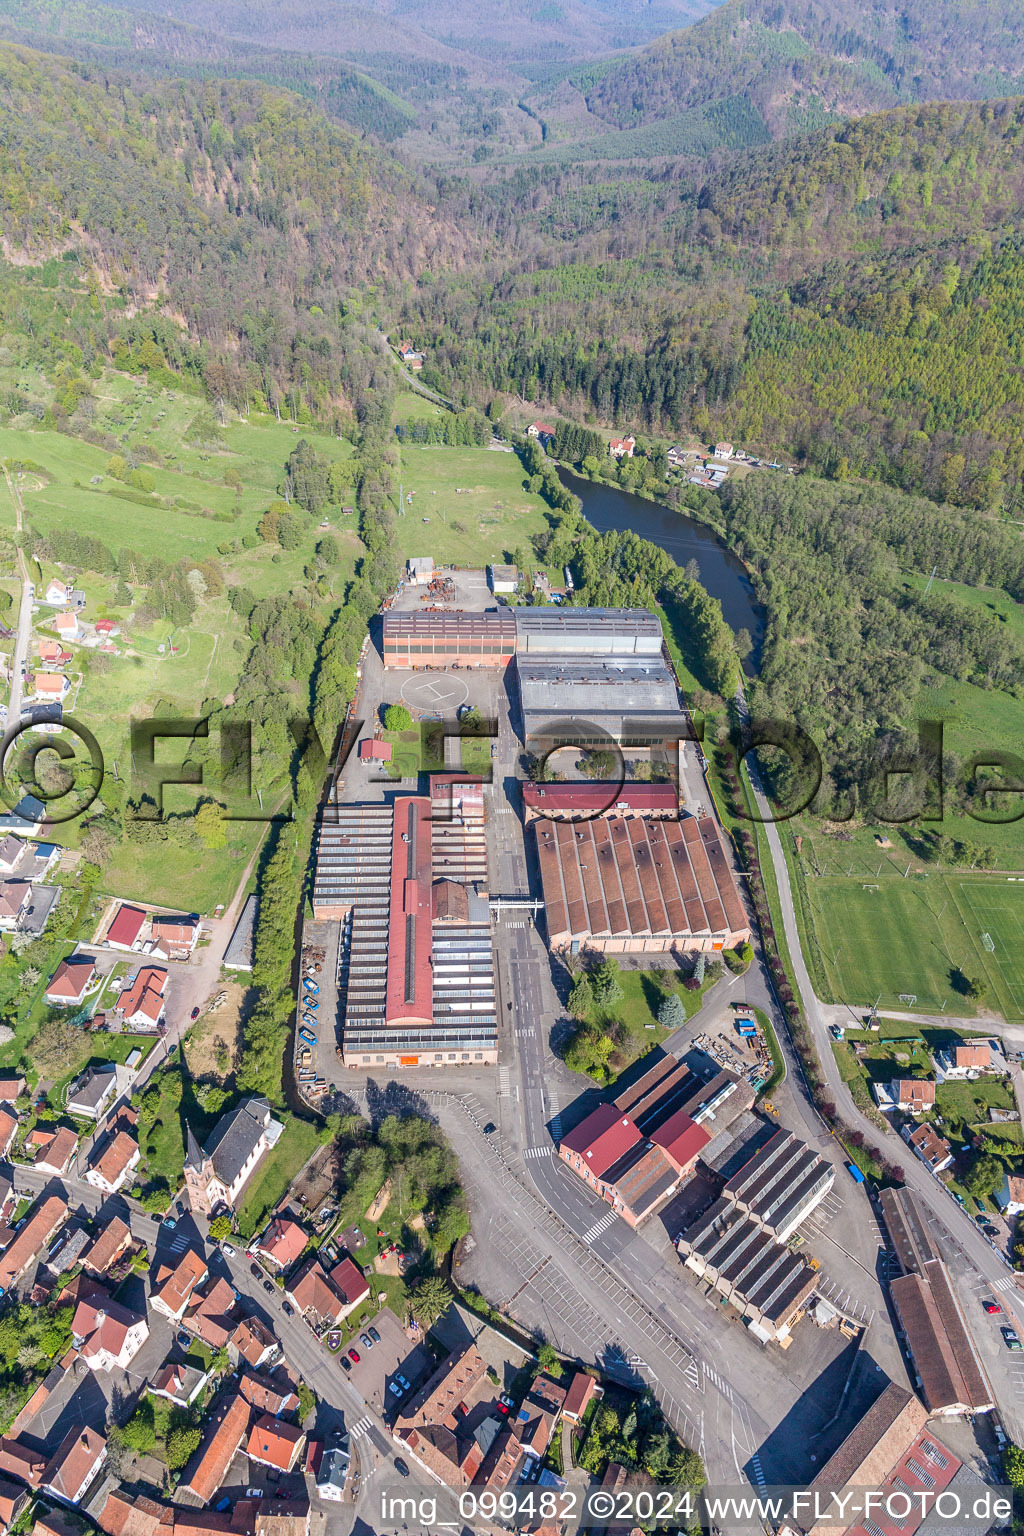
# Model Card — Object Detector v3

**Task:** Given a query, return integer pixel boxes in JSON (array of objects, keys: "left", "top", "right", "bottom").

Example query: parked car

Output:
[
  {"left": 499, "top": 1393, "right": 514, "bottom": 1407},
  {"left": 397, "top": 1374, "right": 411, "bottom": 1390},
  {"left": 359, "top": 1333, "right": 373, "bottom": 1349},
  {"left": 348, "top": 1348, "right": 360, "bottom": 1363},
  {"left": 190, "top": 1006, "right": 200, "bottom": 1020},
  {"left": 340, "top": 1355, "right": 351, "bottom": 1371},
  {"left": 483, "top": 1122, "right": 496, "bottom": 1135},
  {"left": 282, "top": 1302, "right": 293, "bottom": 1316},
  {"left": 250, "top": 1263, "right": 262, "bottom": 1279},
  {"left": 263, "top": 1279, "right": 274, "bottom": 1294},
  {"left": 162, "top": 1217, "right": 176, "bottom": 1230},
  {"left": 388, "top": 1380, "right": 405, "bottom": 1398},
  {"left": 222, "top": 1242, "right": 236, "bottom": 1257},
  {"left": 1002, "top": 1327, "right": 1022, "bottom": 1351},
  {"left": 394, "top": 1458, "right": 409, "bottom": 1477},
  {"left": 368, "top": 1326, "right": 381, "bottom": 1344},
  {"left": 984, "top": 1299, "right": 1003, "bottom": 1314}
]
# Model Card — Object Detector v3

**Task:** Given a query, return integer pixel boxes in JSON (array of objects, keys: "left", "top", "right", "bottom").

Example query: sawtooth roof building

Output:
[
  {"left": 313, "top": 784, "right": 497, "bottom": 1070},
  {"left": 535, "top": 813, "right": 749, "bottom": 955},
  {"left": 675, "top": 1197, "right": 817, "bottom": 1344},
  {"left": 878, "top": 1187, "right": 994, "bottom": 1417}
]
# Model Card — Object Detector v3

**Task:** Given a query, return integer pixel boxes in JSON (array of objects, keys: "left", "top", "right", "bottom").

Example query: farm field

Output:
[
  {"left": 393, "top": 446, "right": 553, "bottom": 568},
  {"left": 794, "top": 866, "right": 1024, "bottom": 1021}
]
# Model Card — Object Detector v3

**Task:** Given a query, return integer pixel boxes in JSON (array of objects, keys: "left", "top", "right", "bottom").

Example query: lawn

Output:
[
  {"left": 934, "top": 1076, "right": 1016, "bottom": 1132},
  {"left": 393, "top": 446, "right": 554, "bottom": 568},
  {"left": 574, "top": 965, "right": 720, "bottom": 1081},
  {"left": 236, "top": 1114, "right": 322, "bottom": 1239},
  {"left": 786, "top": 860, "right": 1024, "bottom": 1019}
]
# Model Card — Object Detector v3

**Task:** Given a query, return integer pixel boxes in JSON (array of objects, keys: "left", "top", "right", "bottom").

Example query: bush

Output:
[{"left": 384, "top": 703, "right": 412, "bottom": 732}]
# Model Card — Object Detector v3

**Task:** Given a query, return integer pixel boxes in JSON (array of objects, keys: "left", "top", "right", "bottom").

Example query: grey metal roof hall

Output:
[{"left": 515, "top": 607, "right": 664, "bottom": 654}]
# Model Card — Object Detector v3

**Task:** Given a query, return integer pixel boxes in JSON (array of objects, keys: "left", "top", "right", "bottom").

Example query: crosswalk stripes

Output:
[
  {"left": 995, "top": 1276, "right": 1019, "bottom": 1293},
  {"left": 750, "top": 1451, "right": 766, "bottom": 1491},
  {"left": 583, "top": 1210, "right": 618, "bottom": 1244},
  {"left": 348, "top": 1415, "right": 373, "bottom": 1438},
  {"left": 168, "top": 1233, "right": 188, "bottom": 1254},
  {"left": 524, "top": 1146, "right": 552, "bottom": 1161}
]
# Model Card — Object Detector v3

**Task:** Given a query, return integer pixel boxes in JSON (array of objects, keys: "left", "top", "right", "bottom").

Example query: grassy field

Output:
[
  {"left": 236, "top": 1114, "right": 322, "bottom": 1239},
  {"left": 393, "top": 446, "right": 553, "bottom": 568}
]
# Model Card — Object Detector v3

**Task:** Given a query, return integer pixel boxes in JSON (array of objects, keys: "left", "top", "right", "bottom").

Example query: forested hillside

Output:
[{"left": 573, "top": 0, "right": 1024, "bottom": 144}]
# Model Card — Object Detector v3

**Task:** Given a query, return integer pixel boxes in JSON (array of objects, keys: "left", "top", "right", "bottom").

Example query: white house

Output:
[
  {"left": 184, "top": 1096, "right": 283, "bottom": 1215},
  {"left": 83, "top": 1131, "right": 140, "bottom": 1195},
  {"left": 71, "top": 1295, "right": 149, "bottom": 1373},
  {"left": 42, "top": 580, "right": 70, "bottom": 607},
  {"left": 934, "top": 1042, "right": 995, "bottom": 1081},
  {"left": 997, "top": 1174, "right": 1024, "bottom": 1217},
  {"left": 871, "top": 1079, "right": 936, "bottom": 1115},
  {"left": 902, "top": 1121, "right": 954, "bottom": 1174}
]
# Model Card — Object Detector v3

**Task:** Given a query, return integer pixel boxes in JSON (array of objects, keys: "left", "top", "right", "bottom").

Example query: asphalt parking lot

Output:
[{"left": 339, "top": 1307, "right": 432, "bottom": 1416}]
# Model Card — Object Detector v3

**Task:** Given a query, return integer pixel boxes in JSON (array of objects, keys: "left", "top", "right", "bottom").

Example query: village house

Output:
[
  {"left": 0, "top": 1474, "right": 28, "bottom": 1533},
  {"left": 115, "top": 965, "right": 167, "bottom": 1029},
  {"left": 230, "top": 1316, "right": 280, "bottom": 1373},
  {"left": 65, "top": 1063, "right": 120, "bottom": 1121},
  {"left": 182, "top": 1276, "right": 238, "bottom": 1350},
  {"left": 0, "top": 882, "right": 30, "bottom": 932},
  {"left": 45, "top": 957, "right": 96, "bottom": 1008},
  {"left": 83, "top": 1131, "right": 140, "bottom": 1195},
  {"left": 285, "top": 1255, "right": 368, "bottom": 1326},
  {"left": 239, "top": 1369, "right": 299, "bottom": 1418},
  {"left": 81, "top": 1218, "right": 131, "bottom": 1276},
  {"left": 72, "top": 1292, "right": 149, "bottom": 1372},
  {"left": 184, "top": 1097, "right": 283, "bottom": 1216},
  {"left": 246, "top": 1417, "right": 306, "bottom": 1474},
  {"left": 397, "top": 341, "right": 424, "bottom": 370},
  {"left": 997, "top": 1173, "right": 1024, "bottom": 1217},
  {"left": 0, "top": 1110, "right": 16, "bottom": 1162},
  {"left": 36, "top": 639, "right": 72, "bottom": 667},
  {"left": 31, "top": 1128, "right": 79, "bottom": 1177},
  {"left": 41, "top": 1426, "right": 106, "bottom": 1506},
  {"left": 609, "top": 435, "right": 635, "bottom": 459},
  {"left": 42, "top": 580, "right": 70, "bottom": 607},
  {"left": 255, "top": 1216, "right": 308, "bottom": 1272},
  {"left": 149, "top": 914, "right": 200, "bottom": 959},
  {"left": 903, "top": 1121, "right": 954, "bottom": 1173},
  {"left": 176, "top": 1392, "right": 250, "bottom": 1507},
  {"left": 0, "top": 1075, "right": 25, "bottom": 1103},
  {"left": 104, "top": 903, "right": 147, "bottom": 951},
  {"left": 52, "top": 610, "right": 78, "bottom": 641},
  {"left": 150, "top": 1360, "right": 210, "bottom": 1408},
  {"left": 713, "top": 441, "right": 734, "bottom": 459},
  {"left": 871, "top": 1078, "right": 936, "bottom": 1115},
  {"left": 0, "top": 1194, "right": 66, "bottom": 1293},
  {"left": 0, "top": 840, "right": 22, "bottom": 877},
  {"left": 935, "top": 1042, "right": 997, "bottom": 1081},
  {"left": 151, "top": 1248, "right": 210, "bottom": 1322},
  {"left": 31, "top": 672, "right": 70, "bottom": 703}
]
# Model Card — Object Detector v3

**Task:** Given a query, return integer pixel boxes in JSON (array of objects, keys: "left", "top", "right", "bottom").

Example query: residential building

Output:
[
  {"left": 53, "top": 611, "right": 78, "bottom": 640},
  {"left": 32, "top": 1127, "right": 78, "bottom": 1176},
  {"left": 105, "top": 903, "right": 147, "bottom": 951},
  {"left": 83, "top": 1130, "right": 140, "bottom": 1194},
  {"left": 247, "top": 1416, "right": 305, "bottom": 1473},
  {"left": 609, "top": 435, "right": 635, "bottom": 458},
  {"left": 43, "top": 1225, "right": 90, "bottom": 1276},
  {"left": 72, "top": 1293, "right": 149, "bottom": 1372},
  {"left": 238, "top": 1369, "right": 299, "bottom": 1418},
  {"left": 315, "top": 1440, "right": 350, "bottom": 1501},
  {"left": 286, "top": 1256, "right": 365, "bottom": 1325},
  {"left": 183, "top": 1276, "right": 238, "bottom": 1349},
  {"left": 81, "top": 1218, "right": 131, "bottom": 1276},
  {"left": 997, "top": 1173, "right": 1024, "bottom": 1217},
  {"left": 230, "top": 1316, "right": 280, "bottom": 1372},
  {"left": 0, "top": 1475, "right": 27, "bottom": 1533},
  {"left": 150, "top": 1360, "right": 210, "bottom": 1408},
  {"left": 43, "top": 580, "right": 70, "bottom": 606},
  {"left": 879, "top": 1187, "right": 994, "bottom": 1416},
  {"left": 903, "top": 1122, "right": 953, "bottom": 1173},
  {"left": 562, "top": 1371, "right": 598, "bottom": 1423},
  {"left": 45, "top": 957, "right": 96, "bottom": 1007},
  {"left": 37, "top": 639, "right": 72, "bottom": 666},
  {"left": 0, "top": 1111, "right": 15, "bottom": 1162},
  {"left": 934, "top": 1043, "right": 994, "bottom": 1080},
  {"left": 722, "top": 1127, "right": 834, "bottom": 1241},
  {"left": 66, "top": 1064, "right": 120, "bottom": 1121},
  {"left": 115, "top": 965, "right": 167, "bottom": 1029},
  {"left": 96, "top": 1490, "right": 173, "bottom": 1536},
  {"left": 151, "top": 1249, "right": 209, "bottom": 1321},
  {"left": 150, "top": 914, "right": 200, "bottom": 959},
  {"left": 535, "top": 813, "right": 750, "bottom": 954},
  {"left": 872, "top": 1079, "right": 936, "bottom": 1115},
  {"left": 397, "top": 341, "right": 424, "bottom": 369},
  {"left": 328, "top": 1256, "right": 370, "bottom": 1313},
  {"left": 0, "top": 1076, "right": 24, "bottom": 1103},
  {"left": 41, "top": 1426, "right": 106, "bottom": 1506},
  {"left": 0, "top": 1194, "right": 66, "bottom": 1293},
  {"left": 176, "top": 1393, "right": 250, "bottom": 1507},
  {"left": 0, "top": 882, "right": 30, "bottom": 931},
  {"left": 713, "top": 442, "right": 734, "bottom": 459},
  {"left": 256, "top": 1217, "right": 307, "bottom": 1272},
  {"left": 0, "top": 841, "right": 21, "bottom": 876},
  {"left": 0, "top": 1437, "right": 46, "bottom": 1487},
  {"left": 184, "top": 1097, "right": 283, "bottom": 1215},
  {"left": 526, "top": 422, "right": 555, "bottom": 441}
]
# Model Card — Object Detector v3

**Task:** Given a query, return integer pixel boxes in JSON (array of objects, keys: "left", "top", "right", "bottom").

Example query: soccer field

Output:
[
  {"left": 802, "top": 873, "right": 1024, "bottom": 1020},
  {"left": 952, "top": 881, "right": 1024, "bottom": 1016}
]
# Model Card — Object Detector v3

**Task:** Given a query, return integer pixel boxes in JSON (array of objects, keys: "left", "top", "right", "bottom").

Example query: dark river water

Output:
[{"left": 559, "top": 469, "right": 764, "bottom": 672}]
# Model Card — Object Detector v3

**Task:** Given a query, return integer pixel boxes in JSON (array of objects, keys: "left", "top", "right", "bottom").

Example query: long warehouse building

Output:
[{"left": 535, "top": 812, "right": 750, "bottom": 954}]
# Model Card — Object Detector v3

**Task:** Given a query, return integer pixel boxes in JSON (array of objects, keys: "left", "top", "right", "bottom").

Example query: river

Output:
[{"left": 559, "top": 469, "right": 764, "bottom": 673}]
